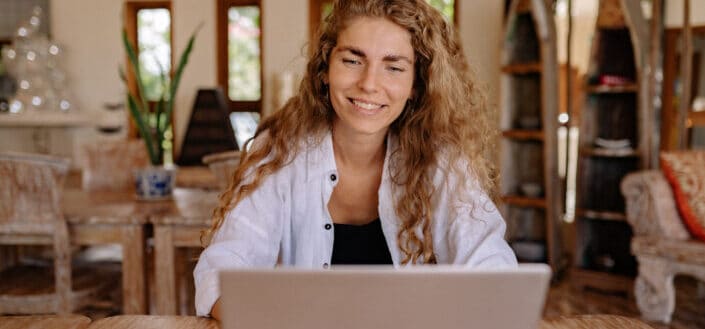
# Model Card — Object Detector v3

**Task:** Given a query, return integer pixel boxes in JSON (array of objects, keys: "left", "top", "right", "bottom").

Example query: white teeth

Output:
[{"left": 352, "top": 100, "right": 382, "bottom": 110}]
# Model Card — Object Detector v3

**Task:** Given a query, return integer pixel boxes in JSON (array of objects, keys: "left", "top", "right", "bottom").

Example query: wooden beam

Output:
[{"left": 677, "top": 0, "right": 692, "bottom": 149}]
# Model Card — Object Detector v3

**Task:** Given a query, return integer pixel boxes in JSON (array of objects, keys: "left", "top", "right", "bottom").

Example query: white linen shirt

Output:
[{"left": 194, "top": 131, "right": 517, "bottom": 316}]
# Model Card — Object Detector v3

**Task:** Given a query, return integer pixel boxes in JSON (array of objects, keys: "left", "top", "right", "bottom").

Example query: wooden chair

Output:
[
  {"left": 78, "top": 140, "right": 148, "bottom": 192},
  {"left": 201, "top": 150, "right": 241, "bottom": 191},
  {"left": 0, "top": 152, "right": 99, "bottom": 314},
  {"left": 71, "top": 140, "right": 151, "bottom": 314}
]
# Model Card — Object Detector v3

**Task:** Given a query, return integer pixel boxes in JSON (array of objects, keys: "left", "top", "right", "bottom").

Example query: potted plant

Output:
[{"left": 120, "top": 26, "right": 199, "bottom": 200}]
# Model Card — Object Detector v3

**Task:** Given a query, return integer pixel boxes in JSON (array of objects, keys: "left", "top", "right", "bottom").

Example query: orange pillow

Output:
[{"left": 660, "top": 151, "right": 705, "bottom": 242}]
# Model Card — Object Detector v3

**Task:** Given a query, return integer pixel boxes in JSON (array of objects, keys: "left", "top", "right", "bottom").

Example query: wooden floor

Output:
[
  {"left": 544, "top": 275, "right": 704, "bottom": 329},
  {"left": 1, "top": 260, "right": 703, "bottom": 328}
]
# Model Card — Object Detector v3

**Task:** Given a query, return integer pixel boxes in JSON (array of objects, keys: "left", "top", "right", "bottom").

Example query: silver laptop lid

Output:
[{"left": 219, "top": 263, "right": 550, "bottom": 329}]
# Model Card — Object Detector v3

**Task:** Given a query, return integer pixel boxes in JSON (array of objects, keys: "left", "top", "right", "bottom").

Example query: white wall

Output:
[
  {"left": 458, "top": 1, "right": 503, "bottom": 110},
  {"left": 170, "top": 0, "right": 217, "bottom": 154},
  {"left": 50, "top": 0, "right": 124, "bottom": 118},
  {"left": 665, "top": 0, "right": 705, "bottom": 28},
  {"left": 49, "top": 0, "right": 502, "bottom": 158}
]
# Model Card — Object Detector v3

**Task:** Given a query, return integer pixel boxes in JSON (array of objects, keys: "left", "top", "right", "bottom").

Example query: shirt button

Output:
[
  {"left": 330, "top": 174, "right": 337, "bottom": 182},
  {"left": 324, "top": 223, "right": 332, "bottom": 230},
  {"left": 323, "top": 263, "right": 329, "bottom": 269}
]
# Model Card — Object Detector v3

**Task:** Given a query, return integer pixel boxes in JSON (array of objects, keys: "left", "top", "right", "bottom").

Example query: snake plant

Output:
[{"left": 119, "top": 26, "right": 199, "bottom": 165}]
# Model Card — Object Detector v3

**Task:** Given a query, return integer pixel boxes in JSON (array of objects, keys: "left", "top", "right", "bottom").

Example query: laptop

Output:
[{"left": 219, "top": 264, "right": 550, "bottom": 329}]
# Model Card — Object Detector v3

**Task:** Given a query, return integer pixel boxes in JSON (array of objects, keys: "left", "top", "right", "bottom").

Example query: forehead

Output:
[{"left": 335, "top": 16, "right": 414, "bottom": 59}]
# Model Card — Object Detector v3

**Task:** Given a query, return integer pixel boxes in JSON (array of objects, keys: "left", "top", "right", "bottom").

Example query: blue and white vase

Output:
[{"left": 133, "top": 166, "right": 176, "bottom": 200}]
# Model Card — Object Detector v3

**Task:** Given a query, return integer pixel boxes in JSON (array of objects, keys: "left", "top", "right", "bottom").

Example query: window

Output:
[
  {"left": 136, "top": 8, "right": 172, "bottom": 101},
  {"left": 217, "top": 0, "right": 263, "bottom": 113},
  {"left": 308, "top": 0, "right": 457, "bottom": 43},
  {"left": 125, "top": 2, "right": 173, "bottom": 102},
  {"left": 124, "top": 1, "right": 173, "bottom": 160}
]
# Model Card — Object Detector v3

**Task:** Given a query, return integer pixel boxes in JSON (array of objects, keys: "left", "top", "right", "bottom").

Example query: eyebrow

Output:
[{"left": 336, "top": 46, "right": 413, "bottom": 65}]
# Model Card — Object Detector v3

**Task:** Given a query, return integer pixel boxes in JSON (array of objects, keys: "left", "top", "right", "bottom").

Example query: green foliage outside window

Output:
[
  {"left": 427, "top": 0, "right": 455, "bottom": 22},
  {"left": 137, "top": 8, "right": 171, "bottom": 102},
  {"left": 228, "top": 6, "right": 261, "bottom": 101}
]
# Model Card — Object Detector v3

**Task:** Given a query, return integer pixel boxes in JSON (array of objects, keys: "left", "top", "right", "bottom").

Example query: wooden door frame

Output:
[
  {"left": 123, "top": 1, "right": 174, "bottom": 139},
  {"left": 660, "top": 25, "right": 705, "bottom": 150}
]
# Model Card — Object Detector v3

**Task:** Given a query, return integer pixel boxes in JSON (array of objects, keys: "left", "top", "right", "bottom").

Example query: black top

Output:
[{"left": 331, "top": 218, "right": 393, "bottom": 265}]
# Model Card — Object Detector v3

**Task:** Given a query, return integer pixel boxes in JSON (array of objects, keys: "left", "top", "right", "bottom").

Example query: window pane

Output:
[
  {"left": 137, "top": 8, "right": 171, "bottom": 102},
  {"left": 426, "top": 0, "right": 454, "bottom": 22},
  {"left": 228, "top": 6, "right": 261, "bottom": 101}
]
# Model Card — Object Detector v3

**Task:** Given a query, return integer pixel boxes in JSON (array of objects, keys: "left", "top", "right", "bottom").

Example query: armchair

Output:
[{"left": 621, "top": 170, "right": 705, "bottom": 323}]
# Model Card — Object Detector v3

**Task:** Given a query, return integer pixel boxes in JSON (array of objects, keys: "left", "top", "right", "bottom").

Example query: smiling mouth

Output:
[{"left": 349, "top": 98, "right": 385, "bottom": 111}]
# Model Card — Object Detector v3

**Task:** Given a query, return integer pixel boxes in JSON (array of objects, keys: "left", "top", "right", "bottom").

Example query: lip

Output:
[{"left": 348, "top": 97, "right": 386, "bottom": 114}]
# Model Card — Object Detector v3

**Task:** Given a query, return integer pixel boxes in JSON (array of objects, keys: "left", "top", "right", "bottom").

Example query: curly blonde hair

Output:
[{"left": 203, "top": 0, "right": 497, "bottom": 265}]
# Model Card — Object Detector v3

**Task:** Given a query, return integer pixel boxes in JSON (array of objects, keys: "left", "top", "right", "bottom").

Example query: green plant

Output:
[{"left": 119, "top": 26, "right": 200, "bottom": 165}]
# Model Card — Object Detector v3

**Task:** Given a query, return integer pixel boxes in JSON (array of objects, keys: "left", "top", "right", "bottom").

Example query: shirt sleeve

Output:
[
  {"left": 433, "top": 157, "right": 518, "bottom": 268},
  {"left": 447, "top": 188, "right": 518, "bottom": 268},
  {"left": 193, "top": 171, "right": 285, "bottom": 316}
]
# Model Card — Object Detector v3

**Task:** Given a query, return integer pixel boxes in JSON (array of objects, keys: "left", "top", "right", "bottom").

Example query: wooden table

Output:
[
  {"left": 86, "top": 315, "right": 218, "bottom": 329},
  {"left": 63, "top": 189, "right": 154, "bottom": 314},
  {"left": 0, "top": 315, "right": 91, "bottom": 329},
  {"left": 0, "top": 314, "right": 653, "bottom": 329},
  {"left": 63, "top": 186, "right": 219, "bottom": 315},
  {"left": 149, "top": 188, "right": 219, "bottom": 314},
  {"left": 539, "top": 314, "right": 654, "bottom": 328},
  {"left": 78, "top": 314, "right": 654, "bottom": 328},
  {"left": 175, "top": 167, "right": 218, "bottom": 190}
]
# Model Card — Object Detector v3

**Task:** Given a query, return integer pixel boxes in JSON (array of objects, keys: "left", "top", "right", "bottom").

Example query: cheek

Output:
[{"left": 390, "top": 78, "right": 414, "bottom": 101}]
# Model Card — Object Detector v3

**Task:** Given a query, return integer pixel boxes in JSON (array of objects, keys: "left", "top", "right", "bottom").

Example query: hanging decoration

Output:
[{"left": 0, "top": 6, "right": 75, "bottom": 114}]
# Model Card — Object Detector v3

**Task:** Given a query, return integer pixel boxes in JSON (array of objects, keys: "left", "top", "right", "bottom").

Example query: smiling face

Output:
[{"left": 326, "top": 16, "right": 415, "bottom": 140}]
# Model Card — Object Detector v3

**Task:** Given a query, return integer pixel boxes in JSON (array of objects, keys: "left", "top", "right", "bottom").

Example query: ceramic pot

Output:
[{"left": 133, "top": 166, "right": 176, "bottom": 200}]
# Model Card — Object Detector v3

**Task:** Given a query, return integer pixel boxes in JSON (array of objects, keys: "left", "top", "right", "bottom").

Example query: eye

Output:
[
  {"left": 387, "top": 66, "right": 406, "bottom": 73},
  {"left": 342, "top": 58, "right": 361, "bottom": 65}
]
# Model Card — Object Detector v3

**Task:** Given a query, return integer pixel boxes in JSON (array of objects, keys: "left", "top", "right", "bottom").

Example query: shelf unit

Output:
[
  {"left": 571, "top": 0, "right": 651, "bottom": 295},
  {"left": 499, "top": 0, "right": 562, "bottom": 273}
]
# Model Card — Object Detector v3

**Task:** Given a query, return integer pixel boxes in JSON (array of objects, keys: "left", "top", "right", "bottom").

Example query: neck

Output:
[{"left": 331, "top": 126, "right": 387, "bottom": 169}]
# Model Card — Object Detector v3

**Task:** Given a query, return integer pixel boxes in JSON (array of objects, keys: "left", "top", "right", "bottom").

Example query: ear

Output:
[{"left": 323, "top": 72, "right": 329, "bottom": 85}]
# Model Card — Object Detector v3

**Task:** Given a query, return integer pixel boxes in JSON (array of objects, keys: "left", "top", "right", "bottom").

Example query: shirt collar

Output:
[{"left": 305, "top": 130, "right": 398, "bottom": 183}]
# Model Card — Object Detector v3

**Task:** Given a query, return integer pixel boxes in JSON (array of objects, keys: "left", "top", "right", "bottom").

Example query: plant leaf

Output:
[
  {"left": 164, "top": 23, "right": 202, "bottom": 130},
  {"left": 121, "top": 29, "right": 150, "bottom": 118},
  {"left": 127, "top": 93, "right": 159, "bottom": 165}
]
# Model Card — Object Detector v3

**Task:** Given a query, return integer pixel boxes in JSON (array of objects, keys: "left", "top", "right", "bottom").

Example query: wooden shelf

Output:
[
  {"left": 501, "top": 195, "right": 547, "bottom": 209},
  {"left": 572, "top": 0, "right": 647, "bottom": 295},
  {"left": 585, "top": 84, "right": 638, "bottom": 94},
  {"left": 576, "top": 209, "right": 626, "bottom": 222},
  {"left": 501, "top": 62, "right": 542, "bottom": 74},
  {"left": 502, "top": 129, "right": 544, "bottom": 141},
  {"left": 500, "top": 0, "right": 562, "bottom": 275},
  {"left": 579, "top": 146, "right": 639, "bottom": 158},
  {"left": 689, "top": 111, "right": 705, "bottom": 126},
  {"left": 0, "top": 112, "right": 94, "bottom": 128}
]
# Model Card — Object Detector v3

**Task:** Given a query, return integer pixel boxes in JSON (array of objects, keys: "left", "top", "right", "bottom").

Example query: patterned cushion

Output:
[{"left": 660, "top": 151, "right": 705, "bottom": 241}]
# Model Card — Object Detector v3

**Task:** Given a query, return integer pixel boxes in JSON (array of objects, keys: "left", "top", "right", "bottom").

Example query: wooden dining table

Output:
[
  {"left": 149, "top": 188, "right": 219, "bottom": 315},
  {"left": 61, "top": 179, "right": 222, "bottom": 315},
  {"left": 0, "top": 314, "right": 653, "bottom": 329},
  {"left": 0, "top": 315, "right": 92, "bottom": 329},
  {"left": 62, "top": 189, "right": 156, "bottom": 314}
]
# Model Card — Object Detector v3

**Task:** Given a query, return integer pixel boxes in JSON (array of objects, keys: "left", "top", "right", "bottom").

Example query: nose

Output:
[{"left": 357, "top": 65, "right": 379, "bottom": 93}]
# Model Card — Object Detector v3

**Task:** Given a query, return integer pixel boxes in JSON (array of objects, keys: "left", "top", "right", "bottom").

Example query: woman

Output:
[{"left": 195, "top": 0, "right": 517, "bottom": 318}]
